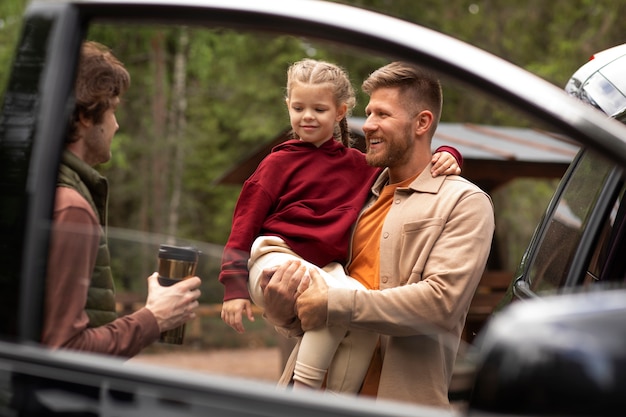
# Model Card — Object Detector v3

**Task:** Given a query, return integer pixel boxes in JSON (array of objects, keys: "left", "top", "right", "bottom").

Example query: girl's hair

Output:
[
  {"left": 68, "top": 41, "right": 130, "bottom": 143},
  {"left": 286, "top": 59, "right": 356, "bottom": 147}
]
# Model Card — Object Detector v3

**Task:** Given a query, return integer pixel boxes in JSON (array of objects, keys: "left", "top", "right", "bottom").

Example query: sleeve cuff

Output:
[
  {"left": 327, "top": 288, "right": 355, "bottom": 327},
  {"left": 434, "top": 145, "right": 463, "bottom": 169},
  {"left": 133, "top": 307, "right": 161, "bottom": 342}
]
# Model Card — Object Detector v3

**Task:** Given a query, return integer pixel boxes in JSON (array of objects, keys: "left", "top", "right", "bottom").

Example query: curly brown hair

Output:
[{"left": 67, "top": 41, "right": 130, "bottom": 143}]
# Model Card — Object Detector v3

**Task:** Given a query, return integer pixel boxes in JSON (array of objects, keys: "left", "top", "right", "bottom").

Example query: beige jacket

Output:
[{"left": 279, "top": 164, "right": 495, "bottom": 408}]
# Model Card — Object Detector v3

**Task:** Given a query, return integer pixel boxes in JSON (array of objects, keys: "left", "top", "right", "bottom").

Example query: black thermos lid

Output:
[{"left": 158, "top": 245, "right": 198, "bottom": 262}]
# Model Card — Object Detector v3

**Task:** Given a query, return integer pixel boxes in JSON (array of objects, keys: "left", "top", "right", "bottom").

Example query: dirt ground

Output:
[
  {"left": 128, "top": 347, "right": 283, "bottom": 382},
  {"left": 130, "top": 346, "right": 469, "bottom": 412}
]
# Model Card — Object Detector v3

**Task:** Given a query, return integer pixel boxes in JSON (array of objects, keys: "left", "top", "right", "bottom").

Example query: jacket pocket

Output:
[{"left": 398, "top": 218, "right": 444, "bottom": 284}]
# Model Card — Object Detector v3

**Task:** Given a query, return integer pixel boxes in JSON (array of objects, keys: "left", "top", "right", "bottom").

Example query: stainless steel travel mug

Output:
[{"left": 157, "top": 244, "right": 199, "bottom": 344}]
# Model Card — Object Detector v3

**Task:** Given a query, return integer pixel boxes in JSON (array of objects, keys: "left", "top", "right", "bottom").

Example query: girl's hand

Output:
[
  {"left": 221, "top": 298, "right": 254, "bottom": 334},
  {"left": 431, "top": 151, "right": 461, "bottom": 176}
]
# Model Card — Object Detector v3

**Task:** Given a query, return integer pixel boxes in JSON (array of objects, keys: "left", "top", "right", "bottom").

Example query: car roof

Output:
[
  {"left": 565, "top": 43, "right": 626, "bottom": 118},
  {"left": 567, "top": 44, "right": 626, "bottom": 88}
]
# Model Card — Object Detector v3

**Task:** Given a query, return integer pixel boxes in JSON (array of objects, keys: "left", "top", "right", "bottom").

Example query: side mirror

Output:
[{"left": 468, "top": 289, "right": 626, "bottom": 416}]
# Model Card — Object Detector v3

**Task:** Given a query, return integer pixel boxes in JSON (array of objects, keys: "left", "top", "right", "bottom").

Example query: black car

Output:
[{"left": 3, "top": 1, "right": 626, "bottom": 416}]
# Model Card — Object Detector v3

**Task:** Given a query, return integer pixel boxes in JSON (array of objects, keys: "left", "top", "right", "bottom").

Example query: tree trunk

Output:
[
  {"left": 167, "top": 28, "right": 189, "bottom": 243},
  {"left": 150, "top": 31, "right": 168, "bottom": 234}
]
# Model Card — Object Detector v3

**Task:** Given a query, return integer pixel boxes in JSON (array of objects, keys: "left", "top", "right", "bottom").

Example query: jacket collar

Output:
[
  {"left": 371, "top": 163, "right": 445, "bottom": 197},
  {"left": 61, "top": 150, "right": 108, "bottom": 189}
]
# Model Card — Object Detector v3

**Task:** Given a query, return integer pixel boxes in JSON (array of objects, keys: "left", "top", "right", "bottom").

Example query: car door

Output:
[
  {"left": 513, "top": 147, "right": 626, "bottom": 300},
  {"left": 3, "top": 1, "right": 626, "bottom": 417}
]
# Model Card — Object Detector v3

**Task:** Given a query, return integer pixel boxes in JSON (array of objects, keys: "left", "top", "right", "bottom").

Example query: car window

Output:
[
  {"left": 525, "top": 149, "right": 617, "bottom": 294},
  {"left": 4, "top": 2, "right": 626, "bottom": 415},
  {"left": 20, "top": 16, "right": 577, "bottom": 400}
]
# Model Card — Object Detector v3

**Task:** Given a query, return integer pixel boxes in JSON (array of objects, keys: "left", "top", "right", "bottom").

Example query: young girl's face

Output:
[{"left": 286, "top": 82, "right": 347, "bottom": 147}]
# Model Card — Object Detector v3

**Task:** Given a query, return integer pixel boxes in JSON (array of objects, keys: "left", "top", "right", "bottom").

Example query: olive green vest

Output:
[{"left": 57, "top": 150, "right": 117, "bottom": 327}]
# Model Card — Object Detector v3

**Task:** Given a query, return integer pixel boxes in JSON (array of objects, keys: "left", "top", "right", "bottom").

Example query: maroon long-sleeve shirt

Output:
[{"left": 42, "top": 187, "right": 159, "bottom": 357}]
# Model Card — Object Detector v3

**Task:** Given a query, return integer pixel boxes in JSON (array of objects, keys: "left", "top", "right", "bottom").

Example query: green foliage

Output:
[
  {"left": 332, "top": 0, "right": 626, "bottom": 85},
  {"left": 0, "top": 0, "right": 28, "bottom": 99}
]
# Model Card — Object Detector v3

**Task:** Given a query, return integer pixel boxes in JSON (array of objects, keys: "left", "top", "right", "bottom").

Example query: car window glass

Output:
[
  {"left": 527, "top": 149, "right": 613, "bottom": 293},
  {"left": 34, "top": 18, "right": 574, "bottom": 395},
  {"left": 584, "top": 197, "right": 618, "bottom": 284},
  {"left": 597, "top": 55, "right": 626, "bottom": 118},
  {"left": 586, "top": 181, "right": 626, "bottom": 285},
  {"left": 38, "top": 22, "right": 380, "bottom": 384}
]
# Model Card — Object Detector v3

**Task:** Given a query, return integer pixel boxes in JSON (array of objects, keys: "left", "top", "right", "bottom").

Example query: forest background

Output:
[{"left": 1, "top": 0, "right": 625, "bottom": 307}]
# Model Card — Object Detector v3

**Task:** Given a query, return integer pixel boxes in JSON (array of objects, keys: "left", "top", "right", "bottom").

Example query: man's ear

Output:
[
  {"left": 78, "top": 111, "right": 93, "bottom": 128},
  {"left": 414, "top": 110, "right": 434, "bottom": 136}
]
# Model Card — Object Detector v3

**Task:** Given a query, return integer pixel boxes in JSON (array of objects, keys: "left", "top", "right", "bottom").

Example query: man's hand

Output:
[
  {"left": 261, "top": 260, "right": 309, "bottom": 327},
  {"left": 431, "top": 151, "right": 461, "bottom": 176},
  {"left": 221, "top": 298, "right": 254, "bottom": 334},
  {"left": 295, "top": 268, "right": 328, "bottom": 331},
  {"left": 145, "top": 272, "right": 201, "bottom": 332}
]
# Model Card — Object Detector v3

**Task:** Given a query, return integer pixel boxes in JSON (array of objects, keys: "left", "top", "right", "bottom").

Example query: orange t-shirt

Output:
[
  {"left": 351, "top": 172, "right": 420, "bottom": 397},
  {"left": 349, "top": 173, "right": 419, "bottom": 290}
]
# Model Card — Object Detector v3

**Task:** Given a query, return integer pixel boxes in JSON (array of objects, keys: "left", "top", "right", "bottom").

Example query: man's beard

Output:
[{"left": 365, "top": 126, "right": 413, "bottom": 168}]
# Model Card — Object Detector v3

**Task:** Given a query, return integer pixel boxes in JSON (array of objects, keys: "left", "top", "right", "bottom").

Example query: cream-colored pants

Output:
[{"left": 248, "top": 236, "right": 378, "bottom": 393}]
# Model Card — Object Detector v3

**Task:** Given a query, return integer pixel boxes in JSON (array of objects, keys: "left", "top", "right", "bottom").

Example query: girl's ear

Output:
[{"left": 336, "top": 103, "right": 348, "bottom": 122}]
